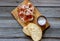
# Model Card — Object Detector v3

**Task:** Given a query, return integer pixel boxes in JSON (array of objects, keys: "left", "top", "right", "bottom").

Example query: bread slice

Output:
[
  {"left": 23, "top": 26, "right": 30, "bottom": 36},
  {"left": 23, "top": 23, "right": 42, "bottom": 41}
]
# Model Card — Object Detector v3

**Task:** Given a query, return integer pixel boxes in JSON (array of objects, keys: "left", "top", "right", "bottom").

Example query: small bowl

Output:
[{"left": 37, "top": 16, "right": 47, "bottom": 27}]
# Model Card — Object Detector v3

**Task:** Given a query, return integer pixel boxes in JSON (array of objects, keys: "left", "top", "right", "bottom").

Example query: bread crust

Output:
[
  {"left": 23, "top": 23, "right": 42, "bottom": 41},
  {"left": 23, "top": 26, "right": 30, "bottom": 36}
]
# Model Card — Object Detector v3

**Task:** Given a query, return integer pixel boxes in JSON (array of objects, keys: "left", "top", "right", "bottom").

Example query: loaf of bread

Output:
[{"left": 23, "top": 23, "right": 42, "bottom": 41}]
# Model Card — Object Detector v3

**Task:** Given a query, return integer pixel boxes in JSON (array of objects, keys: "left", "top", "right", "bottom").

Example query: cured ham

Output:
[{"left": 18, "top": 3, "right": 34, "bottom": 22}]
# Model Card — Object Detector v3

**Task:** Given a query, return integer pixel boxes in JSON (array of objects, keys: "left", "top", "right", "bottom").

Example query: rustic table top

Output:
[{"left": 0, "top": 0, "right": 60, "bottom": 41}]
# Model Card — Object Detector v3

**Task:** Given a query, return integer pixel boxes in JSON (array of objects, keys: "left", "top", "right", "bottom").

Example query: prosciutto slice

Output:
[{"left": 18, "top": 2, "right": 34, "bottom": 22}]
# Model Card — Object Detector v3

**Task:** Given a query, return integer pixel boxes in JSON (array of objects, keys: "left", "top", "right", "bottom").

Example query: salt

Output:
[{"left": 38, "top": 17, "right": 46, "bottom": 26}]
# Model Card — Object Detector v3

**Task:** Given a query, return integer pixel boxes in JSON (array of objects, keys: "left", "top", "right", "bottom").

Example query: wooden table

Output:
[{"left": 0, "top": 0, "right": 60, "bottom": 41}]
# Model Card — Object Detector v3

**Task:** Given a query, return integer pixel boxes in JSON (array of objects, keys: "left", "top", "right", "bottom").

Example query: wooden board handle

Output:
[
  {"left": 24, "top": 0, "right": 29, "bottom": 1},
  {"left": 24, "top": 0, "right": 29, "bottom": 4}
]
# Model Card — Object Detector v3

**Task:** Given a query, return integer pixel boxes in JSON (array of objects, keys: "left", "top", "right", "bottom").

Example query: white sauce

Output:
[{"left": 38, "top": 17, "right": 46, "bottom": 26}]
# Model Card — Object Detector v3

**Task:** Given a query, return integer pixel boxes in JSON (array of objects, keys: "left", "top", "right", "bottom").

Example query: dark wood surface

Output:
[{"left": 0, "top": 0, "right": 60, "bottom": 41}]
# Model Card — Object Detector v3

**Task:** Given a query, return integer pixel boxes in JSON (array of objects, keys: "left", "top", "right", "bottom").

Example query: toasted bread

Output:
[
  {"left": 23, "top": 23, "right": 42, "bottom": 41},
  {"left": 23, "top": 26, "right": 30, "bottom": 36}
]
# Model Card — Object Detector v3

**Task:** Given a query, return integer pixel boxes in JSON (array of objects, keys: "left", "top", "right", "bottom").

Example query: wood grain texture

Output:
[
  {"left": 0, "top": 18, "right": 60, "bottom": 28},
  {"left": 0, "top": 7, "right": 60, "bottom": 18},
  {"left": 0, "top": 28, "right": 59, "bottom": 38},
  {"left": 0, "top": 39, "right": 59, "bottom": 41},
  {"left": 0, "top": 0, "right": 60, "bottom": 6},
  {"left": 0, "top": 39, "right": 32, "bottom": 41},
  {"left": 42, "top": 39, "right": 60, "bottom": 41},
  {"left": 0, "top": 0, "right": 60, "bottom": 41}
]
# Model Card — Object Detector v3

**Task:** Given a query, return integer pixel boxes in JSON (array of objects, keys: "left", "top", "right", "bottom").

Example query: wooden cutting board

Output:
[{"left": 11, "top": 0, "right": 50, "bottom": 31}]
